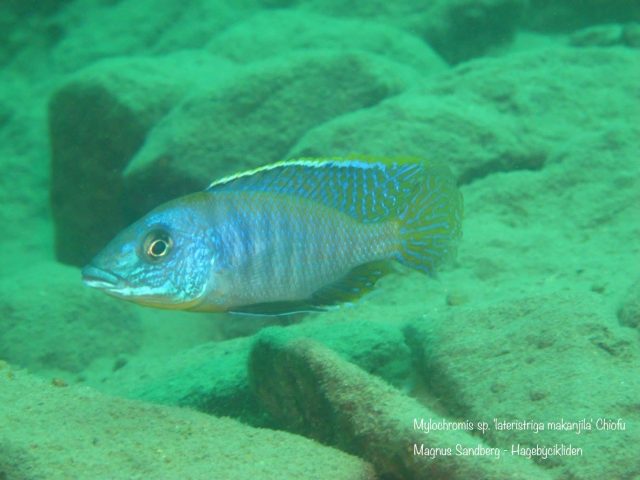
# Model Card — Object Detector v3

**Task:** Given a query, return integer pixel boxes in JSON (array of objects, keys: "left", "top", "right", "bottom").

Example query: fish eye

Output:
[{"left": 142, "top": 229, "right": 173, "bottom": 261}]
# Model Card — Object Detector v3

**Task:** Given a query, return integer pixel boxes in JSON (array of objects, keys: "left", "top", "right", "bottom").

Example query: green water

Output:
[{"left": 1, "top": 1, "right": 639, "bottom": 479}]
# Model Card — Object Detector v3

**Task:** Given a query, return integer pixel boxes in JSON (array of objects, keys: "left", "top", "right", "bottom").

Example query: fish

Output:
[{"left": 81, "top": 157, "right": 463, "bottom": 315}]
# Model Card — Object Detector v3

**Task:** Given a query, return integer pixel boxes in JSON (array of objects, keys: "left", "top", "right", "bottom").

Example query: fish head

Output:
[{"left": 82, "top": 193, "right": 218, "bottom": 310}]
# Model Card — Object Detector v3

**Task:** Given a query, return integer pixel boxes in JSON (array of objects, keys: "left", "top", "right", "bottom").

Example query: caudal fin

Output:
[{"left": 396, "top": 163, "right": 463, "bottom": 274}]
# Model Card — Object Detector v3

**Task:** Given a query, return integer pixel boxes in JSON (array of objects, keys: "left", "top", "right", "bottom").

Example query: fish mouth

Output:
[{"left": 81, "top": 265, "right": 125, "bottom": 290}]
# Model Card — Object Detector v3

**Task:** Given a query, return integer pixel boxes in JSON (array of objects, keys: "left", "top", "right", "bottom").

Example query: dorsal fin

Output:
[{"left": 206, "top": 157, "right": 427, "bottom": 223}]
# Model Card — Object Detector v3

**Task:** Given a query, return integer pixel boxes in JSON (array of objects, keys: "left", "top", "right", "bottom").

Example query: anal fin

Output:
[{"left": 310, "top": 260, "right": 393, "bottom": 307}]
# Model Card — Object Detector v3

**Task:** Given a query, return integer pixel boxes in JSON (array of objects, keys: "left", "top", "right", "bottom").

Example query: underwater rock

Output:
[
  {"left": 452, "top": 123, "right": 640, "bottom": 309},
  {"left": 1, "top": 0, "right": 70, "bottom": 15},
  {"left": 523, "top": 0, "right": 640, "bottom": 32},
  {"left": 298, "top": 0, "right": 526, "bottom": 64},
  {"left": 49, "top": 52, "right": 233, "bottom": 266},
  {"left": 0, "top": 363, "right": 375, "bottom": 480},
  {"left": 406, "top": 293, "right": 640, "bottom": 480},
  {"left": 291, "top": 47, "right": 640, "bottom": 184},
  {"left": 421, "top": 0, "right": 527, "bottom": 64},
  {"left": 206, "top": 9, "right": 447, "bottom": 73},
  {"left": 249, "top": 334, "right": 551, "bottom": 480},
  {"left": 623, "top": 23, "right": 640, "bottom": 48},
  {"left": 569, "top": 23, "right": 640, "bottom": 48},
  {"left": 618, "top": 279, "right": 640, "bottom": 329},
  {"left": 0, "top": 0, "right": 68, "bottom": 68},
  {"left": 266, "top": 319, "right": 414, "bottom": 389},
  {"left": 568, "top": 24, "right": 625, "bottom": 47},
  {"left": 291, "top": 89, "right": 536, "bottom": 184},
  {"left": 124, "top": 49, "right": 418, "bottom": 216},
  {"left": 105, "top": 335, "right": 263, "bottom": 424},
  {"left": 99, "top": 319, "right": 412, "bottom": 427},
  {"left": 51, "top": 0, "right": 254, "bottom": 72},
  {"left": 0, "top": 261, "right": 142, "bottom": 373},
  {"left": 0, "top": 73, "right": 51, "bottom": 256}
]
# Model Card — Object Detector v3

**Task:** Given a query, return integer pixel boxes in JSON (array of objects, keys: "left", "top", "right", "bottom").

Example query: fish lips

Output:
[
  {"left": 81, "top": 263, "right": 205, "bottom": 310},
  {"left": 81, "top": 264, "right": 126, "bottom": 291}
]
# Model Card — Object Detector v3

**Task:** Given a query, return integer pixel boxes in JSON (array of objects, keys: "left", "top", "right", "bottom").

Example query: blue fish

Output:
[{"left": 82, "top": 157, "right": 463, "bottom": 314}]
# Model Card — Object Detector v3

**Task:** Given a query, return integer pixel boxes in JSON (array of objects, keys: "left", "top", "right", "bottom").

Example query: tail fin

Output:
[{"left": 396, "top": 164, "right": 463, "bottom": 274}]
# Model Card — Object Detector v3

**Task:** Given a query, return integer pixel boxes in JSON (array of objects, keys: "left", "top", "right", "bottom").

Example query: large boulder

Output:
[
  {"left": 451, "top": 122, "right": 640, "bottom": 308},
  {"left": 0, "top": 364, "right": 375, "bottom": 480},
  {"left": 290, "top": 47, "right": 640, "bottom": 184},
  {"left": 0, "top": 73, "right": 51, "bottom": 254},
  {"left": 0, "top": 261, "right": 142, "bottom": 373},
  {"left": 618, "top": 279, "right": 640, "bottom": 330},
  {"left": 421, "top": 0, "right": 528, "bottom": 63},
  {"left": 405, "top": 294, "right": 640, "bottom": 480},
  {"left": 298, "top": 0, "right": 527, "bottom": 63},
  {"left": 98, "top": 318, "right": 412, "bottom": 427},
  {"left": 568, "top": 23, "right": 640, "bottom": 48},
  {"left": 523, "top": 0, "right": 640, "bottom": 32},
  {"left": 48, "top": 52, "right": 233, "bottom": 265},
  {"left": 206, "top": 9, "right": 447, "bottom": 73},
  {"left": 0, "top": 0, "right": 70, "bottom": 67},
  {"left": 249, "top": 335, "right": 552, "bottom": 479},
  {"left": 123, "top": 50, "right": 421, "bottom": 216},
  {"left": 51, "top": 0, "right": 257, "bottom": 72}
]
